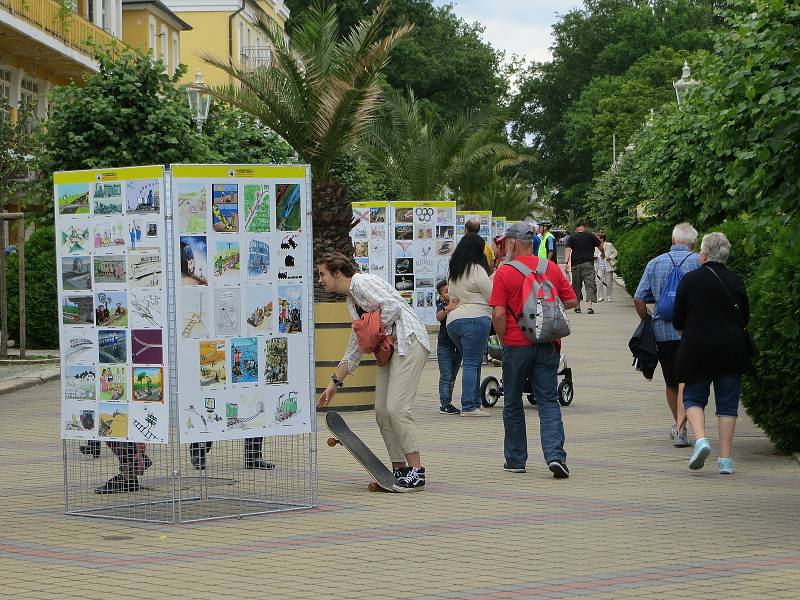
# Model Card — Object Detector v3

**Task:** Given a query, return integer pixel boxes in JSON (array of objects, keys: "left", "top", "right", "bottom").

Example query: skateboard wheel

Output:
[
  {"left": 326, "top": 437, "right": 339, "bottom": 447},
  {"left": 368, "top": 482, "right": 380, "bottom": 492}
]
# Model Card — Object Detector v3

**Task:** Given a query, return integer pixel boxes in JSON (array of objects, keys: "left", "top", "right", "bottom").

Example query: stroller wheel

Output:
[
  {"left": 480, "top": 376, "right": 501, "bottom": 407},
  {"left": 558, "top": 380, "right": 574, "bottom": 406}
]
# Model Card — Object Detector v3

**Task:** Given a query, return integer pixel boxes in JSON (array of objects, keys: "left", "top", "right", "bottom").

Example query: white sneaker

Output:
[
  {"left": 461, "top": 409, "right": 491, "bottom": 417},
  {"left": 670, "top": 425, "right": 677, "bottom": 441}
]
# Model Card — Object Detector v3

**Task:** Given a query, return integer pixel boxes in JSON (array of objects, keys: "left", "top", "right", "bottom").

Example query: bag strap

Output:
[
  {"left": 703, "top": 266, "right": 747, "bottom": 328},
  {"left": 509, "top": 260, "right": 532, "bottom": 277},
  {"left": 535, "top": 257, "right": 549, "bottom": 276}
]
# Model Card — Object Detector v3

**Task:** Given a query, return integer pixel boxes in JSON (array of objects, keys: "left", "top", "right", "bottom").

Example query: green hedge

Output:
[
  {"left": 5, "top": 226, "right": 58, "bottom": 349},
  {"left": 698, "top": 218, "right": 772, "bottom": 282},
  {"left": 613, "top": 221, "right": 673, "bottom": 296}
]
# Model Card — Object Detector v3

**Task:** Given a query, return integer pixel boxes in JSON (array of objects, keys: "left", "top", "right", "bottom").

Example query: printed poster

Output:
[
  {"left": 351, "top": 202, "right": 389, "bottom": 282},
  {"left": 456, "top": 210, "right": 493, "bottom": 246}
]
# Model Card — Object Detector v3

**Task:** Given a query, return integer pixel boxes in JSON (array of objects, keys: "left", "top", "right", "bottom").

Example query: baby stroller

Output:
[{"left": 480, "top": 336, "right": 574, "bottom": 408}]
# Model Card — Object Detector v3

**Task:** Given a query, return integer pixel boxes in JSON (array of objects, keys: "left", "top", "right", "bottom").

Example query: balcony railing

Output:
[
  {"left": 240, "top": 47, "right": 272, "bottom": 71},
  {"left": 0, "top": 0, "right": 118, "bottom": 58}
]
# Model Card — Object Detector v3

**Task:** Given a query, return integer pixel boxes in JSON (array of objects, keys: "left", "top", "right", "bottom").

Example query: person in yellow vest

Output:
[
  {"left": 538, "top": 221, "right": 557, "bottom": 262},
  {"left": 465, "top": 219, "right": 495, "bottom": 271}
]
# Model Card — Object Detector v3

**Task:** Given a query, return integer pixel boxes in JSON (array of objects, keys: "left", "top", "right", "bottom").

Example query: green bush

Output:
[
  {"left": 741, "top": 237, "right": 800, "bottom": 453},
  {"left": 698, "top": 217, "right": 773, "bottom": 282},
  {"left": 613, "top": 221, "right": 673, "bottom": 296},
  {"left": 5, "top": 226, "right": 58, "bottom": 349}
]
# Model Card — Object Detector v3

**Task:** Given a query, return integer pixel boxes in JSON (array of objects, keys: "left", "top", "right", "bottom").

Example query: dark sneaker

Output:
[
  {"left": 439, "top": 404, "right": 461, "bottom": 415},
  {"left": 245, "top": 458, "right": 276, "bottom": 470},
  {"left": 393, "top": 467, "right": 425, "bottom": 491},
  {"left": 548, "top": 461, "right": 570, "bottom": 479},
  {"left": 393, "top": 466, "right": 412, "bottom": 480},
  {"left": 190, "top": 449, "right": 207, "bottom": 470},
  {"left": 587, "top": 308, "right": 595, "bottom": 314},
  {"left": 503, "top": 463, "right": 526, "bottom": 473},
  {"left": 574, "top": 308, "right": 581, "bottom": 314},
  {"left": 95, "top": 474, "right": 139, "bottom": 494}
]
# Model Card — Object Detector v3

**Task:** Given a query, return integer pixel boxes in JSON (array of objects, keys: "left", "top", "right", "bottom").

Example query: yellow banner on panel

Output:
[
  {"left": 54, "top": 165, "right": 164, "bottom": 184},
  {"left": 353, "top": 201, "right": 389, "bottom": 208},
  {"left": 171, "top": 164, "right": 308, "bottom": 179},
  {"left": 457, "top": 210, "right": 492, "bottom": 216},
  {"left": 392, "top": 201, "right": 456, "bottom": 208}
]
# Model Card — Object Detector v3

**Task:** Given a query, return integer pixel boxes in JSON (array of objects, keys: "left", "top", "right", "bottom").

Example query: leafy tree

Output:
[
  {"left": 0, "top": 101, "right": 44, "bottom": 219},
  {"left": 202, "top": 1, "right": 412, "bottom": 298},
  {"left": 202, "top": 103, "right": 295, "bottom": 165},
  {"left": 471, "top": 175, "right": 539, "bottom": 222}
]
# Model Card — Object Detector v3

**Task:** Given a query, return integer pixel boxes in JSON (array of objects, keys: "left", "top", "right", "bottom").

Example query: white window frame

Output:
[
  {"left": 172, "top": 32, "right": 180, "bottom": 76},
  {"left": 238, "top": 21, "right": 244, "bottom": 64},
  {"left": 149, "top": 16, "right": 157, "bottom": 55},
  {"left": 160, "top": 24, "right": 169, "bottom": 70}
]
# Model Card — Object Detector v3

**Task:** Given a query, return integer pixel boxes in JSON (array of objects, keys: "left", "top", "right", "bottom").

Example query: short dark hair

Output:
[
  {"left": 317, "top": 252, "right": 357, "bottom": 277},
  {"left": 465, "top": 219, "right": 480, "bottom": 234},
  {"left": 436, "top": 279, "right": 448, "bottom": 293}
]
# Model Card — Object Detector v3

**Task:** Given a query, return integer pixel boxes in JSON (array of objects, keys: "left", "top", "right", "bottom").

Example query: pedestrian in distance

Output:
[
  {"left": 673, "top": 232, "right": 752, "bottom": 474},
  {"left": 465, "top": 219, "right": 495, "bottom": 272},
  {"left": 565, "top": 222, "right": 601, "bottom": 314},
  {"left": 538, "top": 221, "right": 557, "bottom": 263},
  {"left": 447, "top": 233, "right": 494, "bottom": 417},
  {"left": 317, "top": 252, "right": 430, "bottom": 491},
  {"left": 598, "top": 233, "right": 617, "bottom": 302},
  {"left": 435, "top": 280, "right": 462, "bottom": 415},
  {"left": 490, "top": 222, "right": 577, "bottom": 478},
  {"left": 633, "top": 223, "right": 701, "bottom": 448}
]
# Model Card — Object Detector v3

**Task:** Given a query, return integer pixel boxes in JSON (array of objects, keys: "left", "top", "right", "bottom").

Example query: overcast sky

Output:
[{"left": 433, "top": 0, "right": 583, "bottom": 63}]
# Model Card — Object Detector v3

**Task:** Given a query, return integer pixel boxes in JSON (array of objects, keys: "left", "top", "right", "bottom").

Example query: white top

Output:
[
  {"left": 447, "top": 264, "right": 493, "bottom": 323},
  {"left": 603, "top": 242, "right": 618, "bottom": 271},
  {"left": 341, "top": 273, "right": 431, "bottom": 373},
  {"left": 595, "top": 247, "right": 606, "bottom": 270}
]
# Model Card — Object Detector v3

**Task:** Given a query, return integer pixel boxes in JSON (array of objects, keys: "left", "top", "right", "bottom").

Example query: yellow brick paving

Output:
[{"left": 1, "top": 289, "right": 798, "bottom": 599}]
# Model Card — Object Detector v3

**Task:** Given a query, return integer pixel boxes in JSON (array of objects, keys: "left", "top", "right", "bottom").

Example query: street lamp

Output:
[
  {"left": 673, "top": 61, "right": 700, "bottom": 109},
  {"left": 187, "top": 71, "right": 212, "bottom": 132}
]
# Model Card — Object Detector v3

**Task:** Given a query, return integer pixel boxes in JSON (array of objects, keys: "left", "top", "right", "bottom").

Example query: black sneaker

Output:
[
  {"left": 393, "top": 467, "right": 425, "bottom": 491},
  {"left": 548, "top": 460, "right": 570, "bottom": 479},
  {"left": 393, "top": 466, "right": 411, "bottom": 480},
  {"left": 503, "top": 463, "right": 526, "bottom": 473},
  {"left": 95, "top": 474, "right": 140, "bottom": 494},
  {"left": 79, "top": 441, "right": 101, "bottom": 458},
  {"left": 439, "top": 404, "right": 461, "bottom": 415}
]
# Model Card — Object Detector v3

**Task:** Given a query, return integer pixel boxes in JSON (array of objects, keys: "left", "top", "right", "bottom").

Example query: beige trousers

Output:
[{"left": 375, "top": 335, "right": 429, "bottom": 462}]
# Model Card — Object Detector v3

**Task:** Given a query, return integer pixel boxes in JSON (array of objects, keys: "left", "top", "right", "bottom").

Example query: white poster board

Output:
[
  {"left": 171, "top": 165, "right": 314, "bottom": 443},
  {"left": 492, "top": 216, "right": 507, "bottom": 238},
  {"left": 456, "top": 210, "right": 493, "bottom": 245},
  {"left": 389, "top": 201, "right": 456, "bottom": 325},
  {"left": 55, "top": 166, "right": 170, "bottom": 443},
  {"left": 351, "top": 201, "right": 389, "bottom": 282}
]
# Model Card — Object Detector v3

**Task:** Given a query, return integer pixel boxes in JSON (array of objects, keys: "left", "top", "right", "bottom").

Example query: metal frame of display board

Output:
[{"left": 59, "top": 164, "right": 317, "bottom": 524}]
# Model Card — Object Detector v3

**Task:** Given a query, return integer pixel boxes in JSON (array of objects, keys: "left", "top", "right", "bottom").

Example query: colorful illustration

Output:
[
  {"left": 60, "top": 224, "right": 91, "bottom": 254},
  {"left": 245, "top": 285, "right": 272, "bottom": 333},
  {"left": 62, "top": 294, "right": 94, "bottom": 325},
  {"left": 98, "top": 329, "right": 127, "bottom": 363},
  {"left": 370, "top": 207, "right": 386, "bottom": 223},
  {"left": 95, "top": 291, "right": 128, "bottom": 327},
  {"left": 243, "top": 184, "right": 270, "bottom": 232},
  {"left": 247, "top": 239, "right": 270, "bottom": 280},
  {"left": 177, "top": 182, "right": 208, "bottom": 233},
  {"left": 264, "top": 337, "right": 288, "bottom": 384},
  {"left": 126, "top": 179, "right": 160, "bottom": 214},
  {"left": 275, "top": 183, "right": 301, "bottom": 231},
  {"left": 275, "top": 391, "right": 299, "bottom": 422},
  {"left": 180, "top": 288, "right": 208, "bottom": 338},
  {"left": 64, "top": 410, "right": 95, "bottom": 432},
  {"left": 395, "top": 224, "right": 413, "bottom": 240},
  {"left": 93, "top": 256, "right": 126, "bottom": 284},
  {"left": 57, "top": 184, "right": 90, "bottom": 214},
  {"left": 354, "top": 241, "right": 369, "bottom": 258},
  {"left": 98, "top": 403, "right": 128, "bottom": 437},
  {"left": 61, "top": 331, "right": 96, "bottom": 363},
  {"left": 127, "top": 253, "right": 162, "bottom": 288},
  {"left": 212, "top": 183, "right": 239, "bottom": 232},
  {"left": 277, "top": 285, "right": 303, "bottom": 334},
  {"left": 64, "top": 365, "right": 96, "bottom": 400},
  {"left": 132, "top": 366, "right": 164, "bottom": 402},
  {"left": 61, "top": 256, "right": 91, "bottom": 290},
  {"left": 395, "top": 207, "right": 413, "bottom": 223},
  {"left": 93, "top": 221, "right": 126, "bottom": 251},
  {"left": 214, "top": 288, "right": 241, "bottom": 336},
  {"left": 131, "top": 329, "right": 163, "bottom": 364},
  {"left": 230, "top": 337, "right": 258, "bottom": 384},
  {"left": 129, "top": 289, "right": 163, "bottom": 329},
  {"left": 200, "top": 339, "right": 226, "bottom": 387},
  {"left": 93, "top": 183, "right": 123, "bottom": 215},
  {"left": 226, "top": 394, "right": 265, "bottom": 430},
  {"left": 180, "top": 235, "right": 208, "bottom": 285},
  {"left": 214, "top": 239, "right": 240, "bottom": 279},
  {"left": 98, "top": 365, "right": 127, "bottom": 402},
  {"left": 127, "top": 219, "right": 159, "bottom": 252}
]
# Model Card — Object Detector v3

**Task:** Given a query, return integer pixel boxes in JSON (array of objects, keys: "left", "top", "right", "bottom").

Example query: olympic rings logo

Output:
[{"left": 415, "top": 207, "right": 434, "bottom": 222}]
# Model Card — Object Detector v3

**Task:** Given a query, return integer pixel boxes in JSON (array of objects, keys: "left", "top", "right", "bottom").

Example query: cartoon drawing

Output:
[
  {"left": 95, "top": 291, "right": 128, "bottom": 327},
  {"left": 180, "top": 235, "right": 208, "bottom": 285},
  {"left": 126, "top": 179, "right": 160, "bottom": 214},
  {"left": 243, "top": 184, "right": 270, "bottom": 232},
  {"left": 200, "top": 340, "right": 226, "bottom": 387},
  {"left": 129, "top": 290, "right": 163, "bottom": 328},
  {"left": 277, "top": 286, "right": 302, "bottom": 334},
  {"left": 247, "top": 239, "right": 270, "bottom": 280},
  {"left": 98, "top": 403, "right": 129, "bottom": 437},
  {"left": 264, "top": 337, "right": 288, "bottom": 384},
  {"left": 61, "top": 256, "right": 91, "bottom": 290},
  {"left": 181, "top": 288, "right": 208, "bottom": 338},
  {"left": 93, "top": 183, "right": 123, "bottom": 215},
  {"left": 230, "top": 337, "right": 258, "bottom": 384},
  {"left": 65, "top": 410, "right": 96, "bottom": 432},
  {"left": 93, "top": 221, "right": 126, "bottom": 251},
  {"left": 93, "top": 256, "right": 126, "bottom": 284},
  {"left": 127, "top": 253, "right": 162, "bottom": 288},
  {"left": 275, "top": 183, "right": 301, "bottom": 231},
  {"left": 226, "top": 396, "right": 265, "bottom": 430},
  {"left": 212, "top": 184, "right": 239, "bottom": 232},
  {"left": 61, "top": 224, "right": 90, "bottom": 254},
  {"left": 98, "top": 365, "right": 127, "bottom": 402},
  {"left": 127, "top": 219, "right": 158, "bottom": 253},
  {"left": 245, "top": 286, "right": 272, "bottom": 333},
  {"left": 64, "top": 365, "right": 97, "bottom": 400},
  {"left": 214, "top": 288, "right": 241, "bottom": 336},
  {"left": 57, "top": 184, "right": 90, "bottom": 214},
  {"left": 177, "top": 182, "right": 208, "bottom": 233},
  {"left": 213, "top": 239, "right": 240, "bottom": 279},
  {"left": 98, "top": 329, "right": 127, "bottom": 363},
  {"left": 131, "top": 366, "right": 164, "bottom": 402},
  {"left": 131, "top": 329, "right": 163, "bottom": 365},
  {"left": 275, "top": 391, "right": 299, "bottom": 422},
  {"left": 61, "top": 332, "right": 96, "bottom": 363},
  {"left": 62, "top": 294, "right": 94, "bottom": 325}
]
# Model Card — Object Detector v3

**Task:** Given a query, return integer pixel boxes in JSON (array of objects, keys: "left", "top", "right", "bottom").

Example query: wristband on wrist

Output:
[{"left": 331, "top": 374, "right": 344, "bottom": 388}]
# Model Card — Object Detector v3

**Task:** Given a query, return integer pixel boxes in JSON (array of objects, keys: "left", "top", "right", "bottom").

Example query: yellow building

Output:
[
  {"left": 122, "top": 0, "right": 192, "bottom": 75},
  {"left": 161, "top": 0, "right": 290, "bottom": 86}
]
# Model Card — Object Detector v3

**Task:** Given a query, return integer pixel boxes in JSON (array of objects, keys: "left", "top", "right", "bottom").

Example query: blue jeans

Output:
[
  {"left": 437, "top": 344, "right": 462, "bottom": 409},
  {"left": 447, "top": 316, "right": 491, "bottom": 412},
  {"left": 683, "top": 374, "right": 741, "bottom": 417},
  {"left": 502, "top": 344, "right": 566, "bottom": 467}
]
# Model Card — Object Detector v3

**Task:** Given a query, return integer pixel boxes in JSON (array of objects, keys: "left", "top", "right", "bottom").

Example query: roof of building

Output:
[{"left": 121, "top": 0, "right": 193, "bottom": 31}]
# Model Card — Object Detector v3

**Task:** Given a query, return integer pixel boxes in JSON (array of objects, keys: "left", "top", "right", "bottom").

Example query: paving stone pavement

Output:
[{"left": 1, "top": 287, "right": 798, "bottom": 599}]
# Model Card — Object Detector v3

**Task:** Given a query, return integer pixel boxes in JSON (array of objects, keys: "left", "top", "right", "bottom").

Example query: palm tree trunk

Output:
[{"left": 312, "top": 179, "right": 354, "bottom": 301}]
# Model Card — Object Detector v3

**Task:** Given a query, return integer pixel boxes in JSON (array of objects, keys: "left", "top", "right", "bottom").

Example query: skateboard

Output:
[{"left": 325, "top": 411, "right": 399, "bottom": 493}]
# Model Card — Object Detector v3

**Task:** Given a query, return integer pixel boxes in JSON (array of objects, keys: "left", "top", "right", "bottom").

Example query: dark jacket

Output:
[
  {"left": 672, "top": 262, "right": 751, "bottom": 383},
  {"left": 629, "top": 314, "right": 658, "bottom": 380}
]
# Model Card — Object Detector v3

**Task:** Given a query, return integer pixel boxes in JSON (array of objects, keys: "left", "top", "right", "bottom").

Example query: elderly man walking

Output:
[
  {"left": 565, "top": 223, "right": 601, "bottom": 314},
  {"left": 633, "top": 223, "right": 701, "bottom": 448}
]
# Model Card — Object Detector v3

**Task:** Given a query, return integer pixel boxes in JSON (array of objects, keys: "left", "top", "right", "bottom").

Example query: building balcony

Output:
[
  {"left": 0, "top": 0, "right": 120, "bottom": 79},
  {"left": 240, "top": 46, "right": 272, "bottom": 71}
]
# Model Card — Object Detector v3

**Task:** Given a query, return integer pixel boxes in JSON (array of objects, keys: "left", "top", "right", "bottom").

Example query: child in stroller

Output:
[{"left": 480, "top": 335, "right": 574, "bottom": 407}]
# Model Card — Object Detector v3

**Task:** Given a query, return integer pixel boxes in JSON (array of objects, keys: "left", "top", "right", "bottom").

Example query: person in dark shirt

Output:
[
  {"left": 436, "top": 280, "right": 462, "bottom": 414},
  {"left": 565, "top": 223, "right": 601, "bottom": 314}
]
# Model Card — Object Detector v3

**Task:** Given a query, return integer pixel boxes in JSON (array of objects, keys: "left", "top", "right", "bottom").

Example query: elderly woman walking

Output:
[{"left": 673, "top": 233, "right": 752, "bottom": 474}]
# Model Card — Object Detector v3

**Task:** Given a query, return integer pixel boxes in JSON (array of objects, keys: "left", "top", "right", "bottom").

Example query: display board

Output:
[
  {"left": 171, "top": 165, "right": 314, "bottom": 443},
  {"left": 55, "top": 166, "right": 170, "bottom": 443},
  {"left": 492, "top": 216, "right": 507, "bottom": 238},
  {"left": 351, "top": 202, "right": 389, "bottom": 282},
  {"left": 389, "top": 201, "right": 456, "bottom": 325},
  {"left": 456, "top": 210, "right": 493, "bottom": 244}
]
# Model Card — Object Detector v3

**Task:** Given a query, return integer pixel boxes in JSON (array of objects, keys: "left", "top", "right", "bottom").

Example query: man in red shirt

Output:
[{"left": 490, "top": 222, "right": 577, "bottom": 478}]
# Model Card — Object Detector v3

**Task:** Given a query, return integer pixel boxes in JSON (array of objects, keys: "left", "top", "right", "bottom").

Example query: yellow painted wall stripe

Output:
[
  {"left": 171, "top": 164, "right": 308, "bottom": 179},
  {"left": 54, "top": 165, "right": 164, "bottom": 184}
]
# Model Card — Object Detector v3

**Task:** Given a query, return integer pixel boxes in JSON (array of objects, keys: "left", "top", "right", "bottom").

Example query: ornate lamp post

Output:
[
  {"left": 186, "top": 71, "right": 212, "bottom": 132},
  {"left": 673, "top": 61, "right": 700, "bottom": 109}
]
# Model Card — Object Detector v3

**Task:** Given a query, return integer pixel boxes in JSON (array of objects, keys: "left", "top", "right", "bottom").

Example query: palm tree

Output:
[
  {"left": 361, "top": 88, "right": 528, "bottom": 202},
  {"left": 202, "top": 1, "right": 412, "bottom": 298}
]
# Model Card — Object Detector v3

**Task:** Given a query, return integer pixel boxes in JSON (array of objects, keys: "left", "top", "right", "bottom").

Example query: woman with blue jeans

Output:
[
  {"left": 447, "top": 233, "right": 493, "bottom": 416},
  {"left": 673, "top": 232, "right": 752, "bottom": 474}
]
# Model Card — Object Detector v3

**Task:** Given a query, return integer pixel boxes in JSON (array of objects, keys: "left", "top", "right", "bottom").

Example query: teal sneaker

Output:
[
  {"left": 689, "top": 437, "right": 711, "bottom": 470},
  {"left": 718, "top": 457, "right": 735, "bottom": 474}
]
